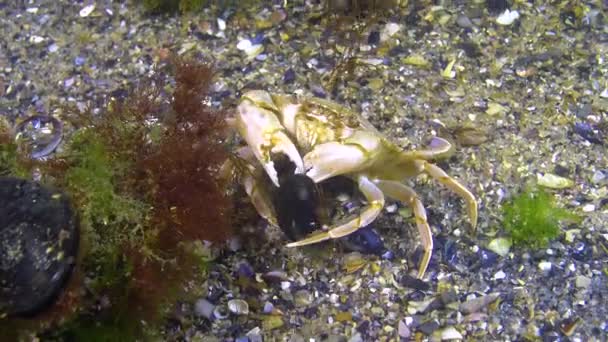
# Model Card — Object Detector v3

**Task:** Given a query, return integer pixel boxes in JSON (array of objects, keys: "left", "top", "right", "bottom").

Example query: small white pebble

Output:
[
  {"left": 385, "top": 203, "right": 398, "bottom": 213},
  {"left": 582, "top": 204, "right": 595, "bottom": 212},
  {"left": 79, "top": 4, "right": 95, "bottom": 17},
  {"left": 236, "top": 39, "right": 252, "bottom": 51},
  {"left": 538, "top": 261, "right": 552, "bottom": 272},
  {"left": 26, "top": 7, "right": 39, "bottom": 13},
  {"left": 453, "top": 229, "right": 462, "bottom": 237},
  {"left": 29, "top": 35, "right": 45, "bottom": 44},
  {"left": 48, "top": 43, "right": 59, "bottom": 53},
  {"left": 280, "top": 281, "right": 291, "bottom": 290},
  {"left": 496, "top": 9, "right": 520, "bottom": 25},
  {"left": 381, "top": 22, "right": 401, "bottom": 41},
  {"left": 493, "top": 270, "right": 506, "bottom": 280},
  {"left": 329, "top": 293, "right": 339, "bottom": 304},
  {"left": 575, "top": 275, "right": 591, "bottom": 289},
  {"left": 217, "top": 18, "right": 226, "bottom": 31},
  {"left": 546, "top": 248, "right": 554, "bottom": 256}
]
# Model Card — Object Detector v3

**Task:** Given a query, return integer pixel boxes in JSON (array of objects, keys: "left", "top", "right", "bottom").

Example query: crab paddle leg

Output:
[
  {"left": 286, "top": 175, "right": 384, "bottom": 247},
  {"left": 418, "top": 160, "right": 478, "bottom": 230},
  {"left": 374, "top": 180, "right": 432, "bottom": 279}
]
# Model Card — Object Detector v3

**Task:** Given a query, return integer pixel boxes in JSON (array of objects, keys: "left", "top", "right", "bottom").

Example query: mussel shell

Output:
[{"left": 0, "top": 177, "right": 79, "bottom": 317}]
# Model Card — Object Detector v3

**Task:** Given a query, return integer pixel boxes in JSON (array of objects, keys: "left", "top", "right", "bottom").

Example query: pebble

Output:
[
  {"left": 538, "top": 261, "right": 552, "bottom": 273},
  {"left": 591, "top": 170, "right": 606, "bottom": 183},
  {"left": 368, "top": 31, "right": 380, "bottom": 45},
  {"left": 283, "top": 68, "right": 296, "bottom": 84},
  {"left": 381, "top": 23, "right": 401, "bottom": 41},
  {"left": 440, "top": 326, "right": 463, "bottom": 340},
  {"left": 246, "top": 327, "right": 263, "bottom": 342},
  {"left": 479, "top": 248, "right": 500, "bottom": 267},
  {"left": 236, "top": 39, "right": 263, "bottom": 59},
  {"left": 294, "top": 290, "right": 313, "bottom": 307},
  {"left": 417, "top": 320, "right": 440, "bottom": 335},
  {"left": 47, "top": 43, "right": 59, "bottom": 53},
  {"left": 582, "top": 203, "right": 595, "bottom": 212},
  {"left": 217, "top": 18, "right": 226, "bottom": 31},
  {"left": 575, "top": 275, "right": 591, "bottom": 289},
  {"left": 194, "top": 298, "right": 215, "bottom": 319},
  {"left": 263, "top": 301, "right": 274, "bottom": 314},
  {"left": 348, "top": 333, "right": 363, "bottom": 342},
  {"left": 398, "top": 319, "right": 411, "bottom": 338},
  {"left": 228, "top": 299, "right": 249, "bottom": 315},
  {"left": 385, "top": 203, "right": 398, "bottom": 213},
  {"left": 79, "top": 4, "right": 95, "bottom": 17},
  {"left": 487, "top": 238, "right": 511, "bottom": 257},
  {"left": 493, "top": 270, "right": 506, "bottom": 280},
  {"left": 459, "top": 293, "right": 500, "bottom": 314},
  {"left": 74, "top": 56, "right": 86, "bottom": 66},
  {"left": 456, "top": 14, "right": 473, "bottom": 28},
  {"left": 496, "top": 9, "right": 520, "bottom": 25},
  {"left": 572, "top": 242, "right": 592, "bottom": 261}
]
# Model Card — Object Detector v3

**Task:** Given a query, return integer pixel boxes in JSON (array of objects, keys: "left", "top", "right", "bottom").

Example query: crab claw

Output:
[{"left": 237, "top": 91, "right": 304, "bottom": 186}]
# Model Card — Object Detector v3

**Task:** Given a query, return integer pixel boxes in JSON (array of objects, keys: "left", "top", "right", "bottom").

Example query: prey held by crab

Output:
[{"left": 223, "top": 90, "right": 478, "bottom": 279}]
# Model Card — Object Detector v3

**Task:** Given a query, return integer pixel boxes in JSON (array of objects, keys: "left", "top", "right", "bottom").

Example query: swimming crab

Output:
[{"left": 225, "top": 90, "right": 478, "bottom": 278}]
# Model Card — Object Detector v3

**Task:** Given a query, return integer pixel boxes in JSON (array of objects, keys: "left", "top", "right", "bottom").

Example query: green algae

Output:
[{"left": 502, "top": 188, "right": 581, "bottom": 248}]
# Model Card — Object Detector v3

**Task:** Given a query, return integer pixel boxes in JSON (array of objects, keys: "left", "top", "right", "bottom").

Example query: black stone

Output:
[
  {"left": 367, "top": 31, "right": 380, "bottom": 45},
  {"left": 0, "top": 177, "right": 79, "bottom": 317},
  {"left": 283, "top": 68, "right": 296, "bottom": 84},
  {"left": 486, "top": 0, "right": 508, "bottom": 14}
]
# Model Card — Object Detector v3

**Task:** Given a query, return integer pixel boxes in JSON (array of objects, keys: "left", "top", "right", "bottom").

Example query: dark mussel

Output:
[
  {"left": 271, "top": 153, "right": 321, "bottom": 241},
  {"left": 270, "top": 153, "right": 387, "bottom": 255}
]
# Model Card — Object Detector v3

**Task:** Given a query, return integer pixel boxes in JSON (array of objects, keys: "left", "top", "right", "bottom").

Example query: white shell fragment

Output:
[
  {"left": 496, "top": 9, "right": 520, "bottom": 25},
  {"left": 440, "top": 326, "right": 463, "bottom": 340},
  {"left": 79, "top": 4, "right": 95, "bottom": 17},
  {"left": 228, "top": 299, "right": 249, "bottom": 315},
  {"left": 381, "top": 22, "right": 401, "bottom": 41},
  {"left": 236, "top": 39, "right": 264, "bottom": 60},
  {"left": 459, "top": 293, "right": 500, "bottom": 314},
  {"left": 217, "top": 18, "right": 226, "bottom": 31},
  {"left": 537, "top": 173, "right": 574, "bottom": 189},
  {"left": 487, "top": 237, "right": 511, "bottom": 257}
]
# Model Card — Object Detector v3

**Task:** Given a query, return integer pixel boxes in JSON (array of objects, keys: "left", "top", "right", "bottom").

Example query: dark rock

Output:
[
  {"left": 571, "top": 241, "right": 592, "bottom": 262},
  {"left": 478, "top": 248, "right": 499, "bottom": 268},
  {"left": 399, "top": 274, "right": 430, "bottom": 291},
  {"left": 486, "top": 0, "right": 508, "bottom": 15},
  {"left": 340, "top": 226, "right": 387, "bottom": 255},
  {"left": 0, "top": 177, "right": 79, "bottom": 317},
  {"left": 283, "top": 68, "right": 296, "bottom": 84},
  {"left": 574, "top": 122, "right": 604, "bottom": 145},
  {"left": 417, "top": 320, "right": 440, "bottom": 335},
  {"left": 367, "top": 31, "right": 380, "bottom": 45}
]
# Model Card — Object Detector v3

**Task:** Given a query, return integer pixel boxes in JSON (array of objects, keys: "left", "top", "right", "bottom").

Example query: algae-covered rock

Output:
[{"left": 0, "top": 177, "right": 79, "bottom": 317}]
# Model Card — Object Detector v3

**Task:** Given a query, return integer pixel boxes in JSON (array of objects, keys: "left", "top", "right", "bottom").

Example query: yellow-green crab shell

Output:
[{"left": 226, "top": 90, "right": 478, "bottom": 279}]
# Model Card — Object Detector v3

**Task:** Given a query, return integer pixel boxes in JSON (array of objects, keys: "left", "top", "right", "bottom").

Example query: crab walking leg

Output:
[
  {"left": 418, "top": 160, "right": 478, "bottom": 230},
  {"left": 286, "top": 175, "right": 385, "bottom": 247},
  {"left": 374, "top": 180, "right": 433, "bottom": 279},
  {"left": 219, "top": 147, "right": 279, "bottom": 227},
  {"left": 402, "top": 137, "right": 454, "bottom": 160}
]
